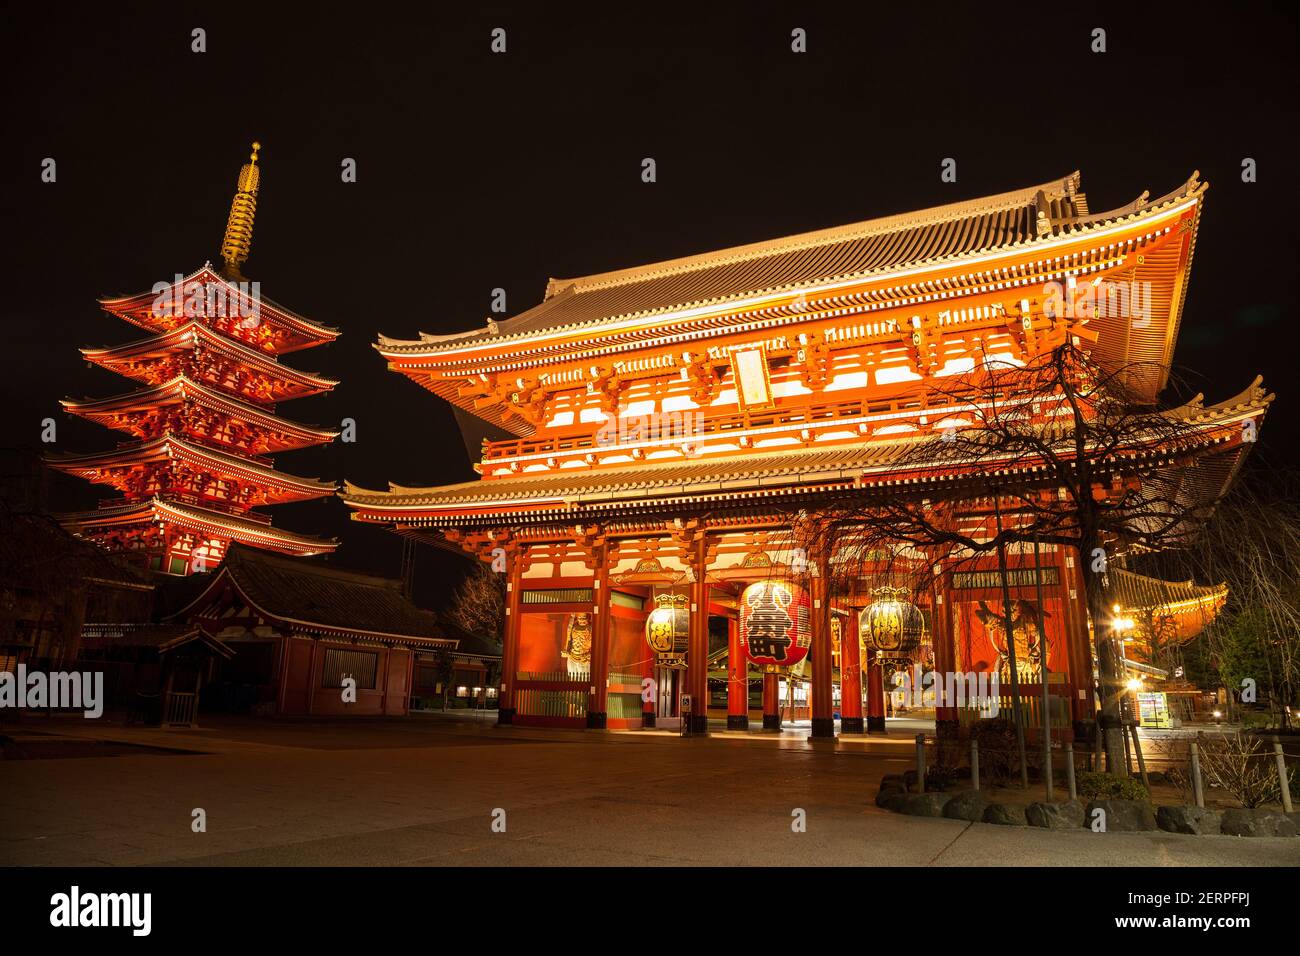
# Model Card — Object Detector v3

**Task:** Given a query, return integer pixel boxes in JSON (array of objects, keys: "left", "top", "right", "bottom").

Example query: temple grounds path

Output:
[{"left": 2, "top": 714, "right": 1297, "bottom": 867}]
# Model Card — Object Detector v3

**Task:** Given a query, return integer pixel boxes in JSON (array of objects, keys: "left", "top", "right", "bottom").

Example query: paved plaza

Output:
[{"left": 2, "top": 714, "right": 1297, "bottom": 867}]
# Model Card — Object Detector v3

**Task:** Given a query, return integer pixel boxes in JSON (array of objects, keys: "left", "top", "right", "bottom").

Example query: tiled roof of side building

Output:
[
  {"left": 209, "top": 544, "right": 451, "bottom": 641},
  {"left": 434, "top": 615, "right": 503, "bottom": 659},
  {"left": 1108, "top": 568, "right": 1227, "bottom": 613}
]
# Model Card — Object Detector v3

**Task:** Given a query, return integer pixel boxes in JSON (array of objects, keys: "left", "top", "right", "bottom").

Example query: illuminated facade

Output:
[
  {"left": 344, "top": 171, "right": 1268, "bottom": 736},
  {"left": 49, "top": 145, "right": 339, "bottom": 574}
]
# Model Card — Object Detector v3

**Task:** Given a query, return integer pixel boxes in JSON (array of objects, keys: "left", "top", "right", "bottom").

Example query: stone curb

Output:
[{"left": 872, "top": 786, "right": 1300, "bottom": 838}]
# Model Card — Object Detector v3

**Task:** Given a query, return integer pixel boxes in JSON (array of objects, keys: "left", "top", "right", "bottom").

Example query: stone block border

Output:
[{"left": 873, "top": 779, "right": 1300, "bottom": 838}]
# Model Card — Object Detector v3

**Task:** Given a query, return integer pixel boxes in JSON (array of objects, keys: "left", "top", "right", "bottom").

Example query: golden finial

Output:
[{"left": 220, "top": 141, "right": 261, "bottom": 278}]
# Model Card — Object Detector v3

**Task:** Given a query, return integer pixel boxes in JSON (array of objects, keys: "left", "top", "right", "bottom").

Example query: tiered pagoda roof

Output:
[
  {"left": 61, "top": 375, "right": 339, "bottom": 454},
  {"left": 49, "top": 143, "right": 339, "bottom": 572},
  {"left": 100, "top": 264, "right": 339, "bottom": 355},
  {"left": 49, "top": 433, "right": 337, "bottom": 505},
  {"left": 79, "top": 321, "right": 339, "bottom": 404}
]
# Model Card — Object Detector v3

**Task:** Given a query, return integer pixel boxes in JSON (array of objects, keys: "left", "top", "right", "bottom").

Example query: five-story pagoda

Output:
[{"left": 48, "top": 144, "right": 340, "bottom": 575}]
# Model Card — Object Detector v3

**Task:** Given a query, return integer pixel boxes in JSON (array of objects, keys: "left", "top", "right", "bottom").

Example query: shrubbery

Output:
[
  {"left": 925, "top": 764, "right": 960, "bottom": 792},
  {"left": 1076, "top": 770, "right": 1150, "bottom": 802}
]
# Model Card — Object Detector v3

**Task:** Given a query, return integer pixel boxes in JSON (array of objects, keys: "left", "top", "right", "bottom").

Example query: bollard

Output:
[
  {"left": 1043, "top": 737, "right": 1054, "bottom": 802},
  {"left": 1190, "top": 741, "right": 1205, "bottom": 809},
  {"left": 916, "top": 733, "right": 927, "bottom": 794},
  {"left": 1065, "top": 742, "right": 1077, "bottom": 801},
  {"left": 1275, "top": 738, "right": 1293, "bottom": 814},
  {"left": 1128, "top": 724, "right": 1150, "bottom": 790},
  {"left": 970, "top": 738, "right": 980, "bottom": 792}
]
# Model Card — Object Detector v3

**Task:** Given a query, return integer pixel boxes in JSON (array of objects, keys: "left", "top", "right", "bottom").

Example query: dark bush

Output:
[
  {"left": 925, "top": 764, "right": 960, "bottom": 792},
  {"left": 1076, "top": 770, "right": 1150, "bottom": 802}
]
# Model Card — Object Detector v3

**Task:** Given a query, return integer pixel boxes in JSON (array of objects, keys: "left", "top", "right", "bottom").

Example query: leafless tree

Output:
[
  {"left": 447, "top": 561, "right": 505, "bottom": 646},
  {"left": 824, "top": 341, "right": 1255, "bottom": 774},
  {"left": 1197, "top": 730, "right": 1293, "bottom": 808}
]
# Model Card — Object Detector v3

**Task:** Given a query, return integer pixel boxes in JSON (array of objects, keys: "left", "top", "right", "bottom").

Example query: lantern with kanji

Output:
[
  {"left": 739, "top": 579, "right": 812, "bottom": 667},
  {"left": 860, "top": 588, "right": 926, "bottom": 658},
  {"left": 645, "top": 593, "right": 689, "bottom": 657}
]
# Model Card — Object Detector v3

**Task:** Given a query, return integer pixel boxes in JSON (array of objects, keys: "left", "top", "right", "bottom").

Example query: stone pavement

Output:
[{"left": 2, "top": 714, "right": 1297, "bottom": 867}]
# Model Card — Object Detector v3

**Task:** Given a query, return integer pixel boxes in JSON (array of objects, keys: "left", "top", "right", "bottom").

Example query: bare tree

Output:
[
  {"left": 826, "top": 341, "right": 1260, "bottom": 774},
  {"left": 447, "top": 561, "right": 505, "bottom": 646}
]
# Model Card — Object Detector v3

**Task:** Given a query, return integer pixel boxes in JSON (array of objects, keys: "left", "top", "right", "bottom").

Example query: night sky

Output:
[{"left": 4, "top": 3, "right": 1299, "bottom": 606}]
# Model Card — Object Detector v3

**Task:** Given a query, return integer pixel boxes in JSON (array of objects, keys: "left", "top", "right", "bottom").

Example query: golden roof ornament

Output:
[{"left": 220, "top": 141, "right": 261, "bottom": 279}]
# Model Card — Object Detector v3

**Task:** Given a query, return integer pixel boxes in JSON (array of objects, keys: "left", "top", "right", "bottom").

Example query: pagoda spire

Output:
[{"left": 219, "top": 141, "right": 261, "bottom": 279}]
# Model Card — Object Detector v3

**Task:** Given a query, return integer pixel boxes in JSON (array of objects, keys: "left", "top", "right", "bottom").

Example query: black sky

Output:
[{"left": 4, "top": 2, "right": 1299, "bottom": 605}]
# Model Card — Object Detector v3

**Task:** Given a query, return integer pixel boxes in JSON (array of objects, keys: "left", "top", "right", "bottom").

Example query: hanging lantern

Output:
[
  {"left": 740, "top": 580, "right": 812, "bottom": 667},
  {"left": 563, "top": 612, "right": 592, "bottom": 667},
  {"left": 645, "top": 593, "right": 689, "bottom": 658},
  {"left": 860, "top": 588, "right": 926, "bottom": 658}
]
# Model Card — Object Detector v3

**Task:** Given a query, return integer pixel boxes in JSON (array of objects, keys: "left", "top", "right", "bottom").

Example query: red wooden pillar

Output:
[
  {"left": 810, "top": 550, "right": 835, "bottom": 738},
  {"left": 498, "top": 548, "right": 523, "bottom": 725},
  {"left": 865, "top": 648, "right": 886, "bottom": 733},
  {"left": 587, "top": 541, "right": 610, "bottom": 729},
  {"left": 688, "top": 534, "right": 710, "bottom": 735},
  {"left": 762, "top": 669, "right": 780, "bottom": 730},
  {"left": 726, "top": 615, "right": 748, "bottom": 730},
  {"left": 840, "top": 609, "right": 864, "bottom": 733},
  {"left": 1061, "top": 545, "right": 1094, "bottom": 735},
  {"left": 931, "top": 572, "right": 958, "bottom": 738}
]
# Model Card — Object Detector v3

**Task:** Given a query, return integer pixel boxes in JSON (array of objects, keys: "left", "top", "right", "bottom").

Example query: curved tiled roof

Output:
[
  {"left": 57, "top": 497, "right": 338, "bottom": 554},
  {"left": 82, "top": 321, "right": 340, "bottom": 396},
  {"left": 1108, "top": 568, "right": 1226, "bottom": 614},
  {"left": 378, "top": 171, "right": 1203, "bottom": 356},
  {"left": 343, "top": 376, "right": 1270, "bottom": 529},
  {"left": 171, "top": 544, "right": 454, "bottom": 645},
  {"left": 100, "top": 263, "right": 340, "bottom": 350},
  {"left": 45, "top": 432, "right": 337, "bottom": 498},
  {"left": 61, "top": 375, "right": 340, "bottom": 448}
]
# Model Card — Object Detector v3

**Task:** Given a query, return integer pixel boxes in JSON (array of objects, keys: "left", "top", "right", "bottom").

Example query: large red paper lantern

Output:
[{"left": 740, "top": 580, "right": 811, "bottom": 667}]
